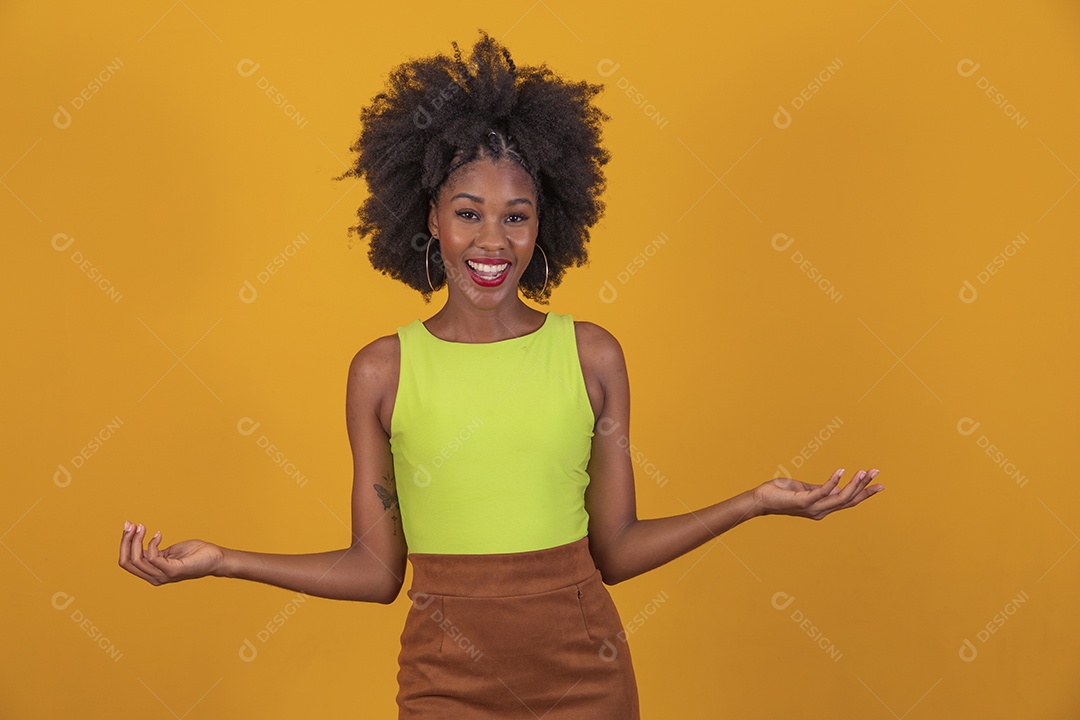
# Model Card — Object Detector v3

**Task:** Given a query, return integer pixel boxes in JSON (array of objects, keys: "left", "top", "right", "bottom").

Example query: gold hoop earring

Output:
[
  {"left": 535, "top": 244, "right": 549, "bottom": 296},
  {"left": 425, "top": 236, "right": 437, "bottom": 292}
]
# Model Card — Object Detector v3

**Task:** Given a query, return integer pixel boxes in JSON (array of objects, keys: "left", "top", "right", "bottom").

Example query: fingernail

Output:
[
  {"left": 153, "top": 530, "right": 160, "bottom": 539},
  {"left": 136, "top": 523, "right": 144, "bottom": 533},
  {"left": 838, "top": 468, "right": 845, "bottom": 476},
  {"left": 123, "top": 520, "right": 131, "bottom": 532}
]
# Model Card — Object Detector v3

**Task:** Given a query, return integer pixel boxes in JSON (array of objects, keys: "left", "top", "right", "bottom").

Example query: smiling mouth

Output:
[{"left": 465, "top": 259, "right": 511, "bottom": 284}]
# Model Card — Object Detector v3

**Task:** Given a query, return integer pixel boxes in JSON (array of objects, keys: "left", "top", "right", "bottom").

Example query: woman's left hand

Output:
[{"left": 753, "top": 468, "right": 883, "bottom": 520}]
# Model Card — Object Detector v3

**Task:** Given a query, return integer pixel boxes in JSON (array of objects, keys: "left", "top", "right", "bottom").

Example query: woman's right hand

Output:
[{"left": 118, "top": 520, "right": 226, "bottom": 586}]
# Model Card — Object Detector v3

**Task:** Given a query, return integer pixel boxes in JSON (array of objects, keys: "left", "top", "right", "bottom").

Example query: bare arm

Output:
[
  {"left": 118, "top": 336, "right": 408, "bottom": 604},
  {"left": 578, "top": 323, "right": 884, "bottom": 585}
]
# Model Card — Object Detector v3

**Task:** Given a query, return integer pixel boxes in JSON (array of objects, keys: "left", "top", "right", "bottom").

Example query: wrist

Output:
[
  {"left": 748, "top": 484, "right": 770, "bottom": 518},
  {"left": 213, "top": 545, "right": 237, "bottom": 578}
]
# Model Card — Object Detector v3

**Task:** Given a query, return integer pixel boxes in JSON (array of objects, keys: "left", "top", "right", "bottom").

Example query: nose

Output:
[{"left": 474, "top": 219, "right": 510, "bottom": 251}]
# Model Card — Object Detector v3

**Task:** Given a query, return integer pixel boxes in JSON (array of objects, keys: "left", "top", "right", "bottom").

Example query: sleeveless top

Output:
[{"left": 389, "top": 312, "right": 596, "bottom": 554}]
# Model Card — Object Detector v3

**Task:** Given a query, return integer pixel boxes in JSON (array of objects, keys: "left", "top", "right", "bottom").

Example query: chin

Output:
[{"left": 448, "top": 267, "right": 523, "bottom": 306}]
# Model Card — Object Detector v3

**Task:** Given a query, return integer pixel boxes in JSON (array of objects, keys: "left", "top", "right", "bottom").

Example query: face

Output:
[{"left": 427, "top": 156, "right": 539, "bottom": 308}]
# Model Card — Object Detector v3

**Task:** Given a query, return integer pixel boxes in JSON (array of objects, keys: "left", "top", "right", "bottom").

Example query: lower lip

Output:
[{"left": 465, "top": 263, "right": 511, "bottom": 287}]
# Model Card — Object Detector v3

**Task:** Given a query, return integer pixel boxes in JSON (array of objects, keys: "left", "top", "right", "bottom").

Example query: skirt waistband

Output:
[{"left": 407, "top": 536, "right": 597, "bottom": 597}]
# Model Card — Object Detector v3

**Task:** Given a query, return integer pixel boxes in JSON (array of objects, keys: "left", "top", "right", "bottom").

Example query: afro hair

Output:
[{"left": 336, "top": 29, "right": 611, "bottom": 303}]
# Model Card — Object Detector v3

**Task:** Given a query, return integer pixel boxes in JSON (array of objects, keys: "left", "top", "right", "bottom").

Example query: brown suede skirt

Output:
[{"left": 395, "top": 537, "right": 640, "bottom": 719}]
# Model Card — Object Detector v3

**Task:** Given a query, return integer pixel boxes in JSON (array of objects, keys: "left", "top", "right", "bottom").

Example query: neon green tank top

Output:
[{"left": 389, "top": 311, "right": 595, "bottom": 554}]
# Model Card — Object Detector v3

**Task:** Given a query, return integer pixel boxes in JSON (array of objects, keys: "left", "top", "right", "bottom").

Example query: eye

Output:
[
  {"left": 507, "top": 213, "right": 530, "bottom": 223},
  {"left": 455, "top": 210, "right": 478, "bottom": 220}
]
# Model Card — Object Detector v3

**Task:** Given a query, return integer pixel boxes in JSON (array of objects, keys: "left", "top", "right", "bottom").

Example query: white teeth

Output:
[{"left": 466, "top": 259, "right": 509, "bottom": 277}]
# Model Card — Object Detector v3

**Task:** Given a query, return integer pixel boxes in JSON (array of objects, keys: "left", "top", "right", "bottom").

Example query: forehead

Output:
[{"left": 442, "top": 157, "right": 535, "bottom": 198}]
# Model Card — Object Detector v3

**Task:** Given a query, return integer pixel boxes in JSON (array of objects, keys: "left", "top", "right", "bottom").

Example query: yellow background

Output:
[{"left": 4, "top": 1, "right": 1078, "bottom": 717}]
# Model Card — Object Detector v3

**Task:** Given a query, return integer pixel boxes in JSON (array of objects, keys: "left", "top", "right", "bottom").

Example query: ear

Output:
[{"left": 427, "top": 198, "right": 439, "bottom": 239}]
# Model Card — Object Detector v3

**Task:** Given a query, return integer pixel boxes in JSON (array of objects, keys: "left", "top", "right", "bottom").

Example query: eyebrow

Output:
[{"left": 450, "top": 192, "right": 534, "bottom": 207}]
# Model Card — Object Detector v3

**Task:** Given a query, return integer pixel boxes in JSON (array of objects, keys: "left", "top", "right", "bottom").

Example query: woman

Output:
[{"left": 118, "top": 31, "right": 884, "bottom": 718}]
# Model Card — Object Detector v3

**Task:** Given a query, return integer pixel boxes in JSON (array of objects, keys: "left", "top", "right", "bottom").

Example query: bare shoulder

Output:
[
  {"left": 347, "top": 332, "right": 400, "bottom": 433},
  {"left": 573, "top": 320, "right": 627, "bottom": 383},
  {"left": 349, "top": 332, "right": 400, "bottom": 382}
]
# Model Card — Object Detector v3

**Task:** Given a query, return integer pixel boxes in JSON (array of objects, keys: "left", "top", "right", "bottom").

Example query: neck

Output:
[{"left": 426, "top": 295, "right": 544, "bottom": 343}]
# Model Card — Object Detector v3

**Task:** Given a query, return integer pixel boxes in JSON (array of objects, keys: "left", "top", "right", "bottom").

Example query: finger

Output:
[
  {"left": 146, "top": 534, "right": 181, "bottom": 574},
  {"left": 820, "top": 469, "right": 883, "bottom": 515},
  {"left": 807, "top": 468, "right": 844, "bottom": 501},
  {"left": 838, "top": 469, "right": 871, "bottom": 503},
  {"left": 125, "top": 561, "right": 164, "bottom": 585},
  {"left": 118, "top": 521, "right": 161, "bottom": 586},
  {"left": 146, "top": 531, "right": 162, "bottom": 562},
  {"left": 839, "top": 469, "right": 884, "bottom": 508},
  {"left": 864, "top": 468, "right": 882, "bottom": 493},
  {"left": 812, "top": 469, "right": 870, "bottom": 514},
  {"left": 128, "top": 524, "right": 169, "bottom": 584},
  {"left": 119, "top": 523, "right": 164, "bottom": 585},
  {"left": 118, "top": 520, "right": 134, "bottom": 568}
]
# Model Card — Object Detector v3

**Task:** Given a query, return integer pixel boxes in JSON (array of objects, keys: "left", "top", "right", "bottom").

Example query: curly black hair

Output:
[{"left": 335, "top": 29, "right": 611, "bottom": 303}]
